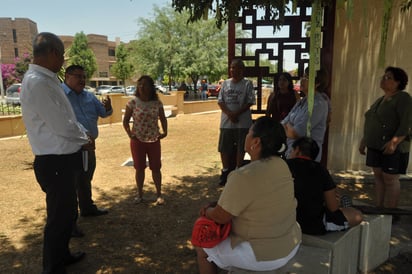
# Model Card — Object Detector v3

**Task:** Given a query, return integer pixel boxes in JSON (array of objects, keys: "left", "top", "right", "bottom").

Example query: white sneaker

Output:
[{"left": 155, "top": 197, "right": 165, "bottom": 205}]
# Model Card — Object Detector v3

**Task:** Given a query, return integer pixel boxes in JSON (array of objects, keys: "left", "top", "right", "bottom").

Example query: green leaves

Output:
[
  {"left": 110, "top": 44, "right": 134, "bottom": 85},
  {"left": 129, "top": 5, "right": 228, "bottom": 85},
  {"left": 66, "top": 32, "right": 97, "bottom": 79}
]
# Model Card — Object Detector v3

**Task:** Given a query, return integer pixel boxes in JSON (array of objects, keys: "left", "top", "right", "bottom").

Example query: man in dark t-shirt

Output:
[{"left": 287, "top": 137, "right": 363, "bottom": 235}]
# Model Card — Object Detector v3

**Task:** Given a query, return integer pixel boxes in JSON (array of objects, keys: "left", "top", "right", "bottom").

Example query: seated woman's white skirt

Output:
[{"left": 204, "top": 238, "right": 300, "bottom": 271}]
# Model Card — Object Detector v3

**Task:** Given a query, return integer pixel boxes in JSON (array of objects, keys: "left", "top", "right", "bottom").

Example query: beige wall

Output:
[
  {"left": 0, "top": 92, "right": 221, "bottom": 138},
  {"left": 328, "top": 0, "right": 412, "bottom": 173},
  {"left": 0, "top": 115, "right": 26, "bottom": 137}
]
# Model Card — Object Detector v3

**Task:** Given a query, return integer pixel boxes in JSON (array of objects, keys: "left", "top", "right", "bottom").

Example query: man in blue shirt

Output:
[{"left": 63, "top": 65, "right": 113, "bottom": 220}]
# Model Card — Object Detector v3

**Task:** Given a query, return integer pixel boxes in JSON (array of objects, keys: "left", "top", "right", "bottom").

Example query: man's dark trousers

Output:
[
  {"left": 76, "top": 150, "right": 98, "bottom": 214},
  {"left": 34, "top": 152, "right": 81, "bottom": 274}
]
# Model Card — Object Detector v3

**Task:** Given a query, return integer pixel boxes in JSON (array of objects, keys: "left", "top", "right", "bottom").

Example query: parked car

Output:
[
  {"left": 207, "top": 84, "right": 221, "bottom": 97},
  {"left": 96, "top": 85, "right": 112, "bottom": 95},
  {"left": 156, "top": 85, "right": 167, "bottom": 93},
  {"left": 110, "top": 86, "right": 125, "bottom": 94},
  {"left": 126, "top": 86, "right": 136, "bottom": 96},
  {"left": 262, "top": 84, "right": 274, "bottom": 89},
  {"left": 5, "top": 83, "right": 22, "bottom": 105},
  {"left": 84, "top": 85, "right": 96, "bottom": 93}
]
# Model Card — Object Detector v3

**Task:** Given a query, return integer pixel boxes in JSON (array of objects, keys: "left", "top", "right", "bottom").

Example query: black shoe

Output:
[
  {"left": 71, "top": 226, "right": 85, "bottom": 238},
  {"left": 64, "top": 251, "right": 86, "bottom": 265},
  {"left": 218, "top": 170, "right": 230, "bottom": 186},
  {"left": 81, "top": 208, "right": 109, "bottom": 217}
]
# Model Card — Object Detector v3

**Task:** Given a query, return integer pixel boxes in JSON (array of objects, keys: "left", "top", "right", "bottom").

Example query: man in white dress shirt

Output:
[{"left": 20, "top": 32, "right": 92, "bottom": 274}]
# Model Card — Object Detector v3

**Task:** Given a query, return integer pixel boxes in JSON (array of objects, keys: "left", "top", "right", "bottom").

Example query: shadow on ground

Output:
[{"left": 0, "top": 166, "right": 222, "bottom": 274}]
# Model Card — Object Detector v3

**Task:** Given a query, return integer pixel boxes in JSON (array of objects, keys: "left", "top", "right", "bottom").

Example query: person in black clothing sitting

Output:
[{"left": 287, "top": 137, "right": 363, "bottom": 235}]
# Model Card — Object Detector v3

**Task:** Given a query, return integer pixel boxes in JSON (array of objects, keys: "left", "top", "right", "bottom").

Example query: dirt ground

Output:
[{"left": 0, "top": 111, "right": 411, "bottom": 273}]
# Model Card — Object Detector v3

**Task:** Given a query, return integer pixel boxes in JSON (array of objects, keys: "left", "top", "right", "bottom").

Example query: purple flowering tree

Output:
[
  {"left": 1, "top": 63, "right": 16, "bottom": 89},
  {"left": 1, "top": 52, "right": 32, "bottom": 89},
  {"left": 14, "top": 52, "right": 32, "bottom": 82}
]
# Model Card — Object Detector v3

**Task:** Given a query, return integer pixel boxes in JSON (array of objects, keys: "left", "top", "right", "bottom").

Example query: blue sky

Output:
[{"left": 0, "top": 0, "right": 171, "bottom": 42}]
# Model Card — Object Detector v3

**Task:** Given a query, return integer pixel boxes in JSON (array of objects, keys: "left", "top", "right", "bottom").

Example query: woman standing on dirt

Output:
[
  {"left": 266, "top": 72, "right": 298, "bottom": 122},
  {"left": 195, "top": 116, "right": 301, "bottom": 273},
  {"left": 123, "top": 75, "right": 168, "bottom": 205},
  {"left": 359, "top": 66, "right": 412, "bottom": 209}
]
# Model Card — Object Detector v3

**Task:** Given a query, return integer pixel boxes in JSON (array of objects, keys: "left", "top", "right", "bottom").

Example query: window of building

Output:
[
  {"left": 14, "top": 48, "right": 19, "bottom": 57},
  {"left": 12, "top": 29, "right": 17, "bottom": 43},
  {"left": 108, "top": 48, "right": 115, "bottom": 56},
  {"left": 99, "top": 72, "right": 108, "bottom": 77}
]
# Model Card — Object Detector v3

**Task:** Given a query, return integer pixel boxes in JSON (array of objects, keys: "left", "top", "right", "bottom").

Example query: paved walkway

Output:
[
  {"left": 387, "top": 213, "right": 412, "bottom": 258},
  {"left": 333, "top": 171, "right": 412, "bottom": 265}
]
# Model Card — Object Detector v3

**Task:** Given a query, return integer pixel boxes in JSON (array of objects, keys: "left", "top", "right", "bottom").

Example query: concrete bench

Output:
[
  {"left": 227, "top": 215, "right": 392, "bottom": 274},
  {"left": 358, "top": 214, "right": 392, "bottom": 273},
  {"left": 163, "top": 105, "right": 178, "bottom": 117},
  {"left": 228, "top": 245, "right": 331, "bottom": 274},
  {"left": 302, "top": 225, "right": 361, "bottom": 274}
]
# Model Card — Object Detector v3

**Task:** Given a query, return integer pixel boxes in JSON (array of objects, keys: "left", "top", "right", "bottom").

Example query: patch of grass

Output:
[{"left": 0, "top": 103, "right": 21, "bottom": 115}]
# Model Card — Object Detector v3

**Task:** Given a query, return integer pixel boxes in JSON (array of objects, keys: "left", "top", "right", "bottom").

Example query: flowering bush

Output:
[
  {"left": 1, "top": 63, "right": 17, "bottom": 89},
  {"left": 1, "top": 52, "right": 32, "bottom": 89}
]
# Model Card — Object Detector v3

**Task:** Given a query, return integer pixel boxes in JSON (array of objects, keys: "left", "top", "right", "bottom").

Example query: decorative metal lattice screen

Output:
[{"left": 229, "top": 4, "right": 313, "bottom": 113}]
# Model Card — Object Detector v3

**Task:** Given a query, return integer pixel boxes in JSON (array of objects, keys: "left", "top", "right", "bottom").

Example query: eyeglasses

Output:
[{"left": 68, "top": 73, "right": 86, "bottom": 80}]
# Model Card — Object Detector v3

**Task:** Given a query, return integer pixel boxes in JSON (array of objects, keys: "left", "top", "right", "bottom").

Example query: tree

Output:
[
  {"left": 14, "top": 52, "right": 32, "bottom": 81},
  {"left": 110, "top": 43, "right": 134, "bottom": 86},
  {"left": 1, "top": 63, "right": 16, "bottom": 89},
  {"left": 130, "top": 8, "right": 178, "bottom": 87},
  {"left": 172, "top": 0, "right": 412, "bottom": 29},
  {"left": 1, "top": 52, "right": 32, "bottom": 89},
  {"left": 66, "top": 32, "right": 97, "bottom": 79},
  {"left": 130, "top": 6, "right": 228, "bottom": 90},
  {"left": 172, "top": 0, "right": 309, "bottom": 30},
  {"left": 172, "top": 0, "right": 412, "bottom": 67},
  {"left": 172, "top": 8, "right": 228, "bottom": 88}
]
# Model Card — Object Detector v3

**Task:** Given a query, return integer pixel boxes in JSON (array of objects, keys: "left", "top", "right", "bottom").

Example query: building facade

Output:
[
  {"left": 0, "top": 17, "right": 37, "bottom": 64},
  {"left": 0, "top": 17, "right": 126, "bottom": 88}
]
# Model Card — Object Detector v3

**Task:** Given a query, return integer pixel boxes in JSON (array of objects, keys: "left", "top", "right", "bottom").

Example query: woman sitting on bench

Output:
[{"left": 195, "top": 117, "right": 302, "bottom": 273}]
